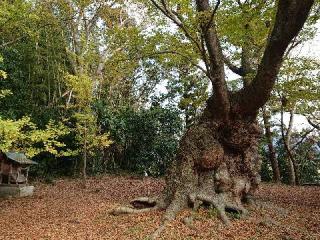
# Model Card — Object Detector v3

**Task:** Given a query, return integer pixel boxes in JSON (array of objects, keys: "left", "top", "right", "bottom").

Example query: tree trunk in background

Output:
[
  {"left": 286, "top": 107, "right": 300, "bottom": 185},
  {"left": 293, "top": 158, "right": 300, "bottom": 185},
  {"left": 262, "top": 108, "right": 281, "bottom": 183},
  {"left": 281, "top": 104, "right": 300, "bottom": 185},
  {"left": 82, "top": 124, "right": 87, "bottom": 188}
]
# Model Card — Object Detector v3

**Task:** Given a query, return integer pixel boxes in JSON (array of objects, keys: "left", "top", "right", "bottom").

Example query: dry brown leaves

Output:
[{"left": 0, "top": 176, "right": 319, "bottom": 240}]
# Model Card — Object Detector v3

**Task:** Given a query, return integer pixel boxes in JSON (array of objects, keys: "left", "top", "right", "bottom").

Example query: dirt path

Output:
[{"left": 0, "top": 176, "right": 319, "bottom": 240}]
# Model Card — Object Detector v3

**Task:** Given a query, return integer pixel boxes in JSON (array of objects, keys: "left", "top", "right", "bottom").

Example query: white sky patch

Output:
[
  {"left": 225, "top": 68, "right": 240, "bottom": 81},
  {"left": 270, "top": 113, "right": 311, "bottom": 132},
  {"left": 154, "top": 80, "right": 168, "bottom": 95},
  {"left": 281, "top": 22, "right": 320, "bottom": 131},
  {"left": 296, "top": 23, "right": 320, "bottom": 59},
  {"left": 126, "top": 1, "right": 147, "bottom": 26}
]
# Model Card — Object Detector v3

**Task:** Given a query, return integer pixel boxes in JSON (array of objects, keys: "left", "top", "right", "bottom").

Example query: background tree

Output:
[
  {"left": 64, "top": 74, "right": 112, "bottom": 185},
  {"left": 262, "top": 106, "right": 281, "bottom": 182},
  {"left": 0, "top": 117, "right": 70, "bottom": 158},
  {"left": 97, "top": 104, "right": 183, "bottom": 176}
]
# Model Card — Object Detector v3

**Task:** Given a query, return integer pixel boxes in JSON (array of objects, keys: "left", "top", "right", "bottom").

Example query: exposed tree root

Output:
[
  {"left": 149, "top": 194, "right": 186, "bottom": 239},
  {"left": 110, "top": 190, "right": 249, "bottom": 239},
  {"left": 149, "top": 220, "right": 169, "bottom": 240},
  {"left": 110, "top": 206, "right": 158, "bottom": 215},
  {"left": 110, "top": 197, "right": 161, "bottom": 215}
]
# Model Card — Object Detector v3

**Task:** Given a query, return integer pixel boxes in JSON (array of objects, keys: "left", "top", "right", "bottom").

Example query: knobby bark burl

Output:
[{"left": 111, "top": 0, "right": 314, "bottom": 238}]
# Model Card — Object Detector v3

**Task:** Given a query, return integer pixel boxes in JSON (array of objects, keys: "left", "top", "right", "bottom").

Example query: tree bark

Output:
[{"left": 262, "top": 108, "right": 281, "bottom": 183}]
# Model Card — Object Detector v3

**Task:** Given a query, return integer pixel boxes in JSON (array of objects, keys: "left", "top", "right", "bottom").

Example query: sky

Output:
[{"left": 299, "top": 24, "right": 320, "bottom": 59}]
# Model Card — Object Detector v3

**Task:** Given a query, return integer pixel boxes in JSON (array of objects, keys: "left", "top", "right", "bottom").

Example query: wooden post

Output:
[
  {"left": 0, "top": 159, "right": 3, "bottom": 185},
  {"left": 26, "top": 167, "right": 29, "bottom": 185},
  {"left": 15, "top": 166, "right": 18, "bottom": 185},
  {"left": 17, "top": 167, "right": 20, "bottom": 185},
  {"left": 8, "top": 163, "right": 12, "bottom": 185}
]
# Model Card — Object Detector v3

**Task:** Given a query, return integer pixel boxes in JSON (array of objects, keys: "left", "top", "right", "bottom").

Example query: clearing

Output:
[{"left": 0, "top": 176, "right": 319, "bottom": 240}]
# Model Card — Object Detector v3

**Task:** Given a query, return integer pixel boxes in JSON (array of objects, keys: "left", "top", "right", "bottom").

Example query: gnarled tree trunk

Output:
[{"left": 158, "top": 98, "right": 262, "bottom": 221}]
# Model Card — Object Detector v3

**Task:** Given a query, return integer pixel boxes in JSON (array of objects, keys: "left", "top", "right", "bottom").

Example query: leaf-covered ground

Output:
[{"left": 0, "top": 176, "right": 319, "bottom": 240}]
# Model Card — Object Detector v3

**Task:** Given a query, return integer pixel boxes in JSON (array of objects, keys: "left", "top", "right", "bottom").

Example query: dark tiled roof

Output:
[{"left": 4, "top": 152, "right": 37, "bottom": 165}]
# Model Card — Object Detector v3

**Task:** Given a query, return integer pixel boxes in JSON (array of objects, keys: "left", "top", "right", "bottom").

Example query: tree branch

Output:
[
  {"left": 112, "top": 49, "right": 209, "bottom": 78},
  {"left": 284, "top": 35, "right": 303, "bottom": 58},
  {"left": 149, "top": 0, "right": 203, "bottom": 57},
  {"left": 205, "top": 0, "right": 220, "bottom": 30},
  {"left": 0, "top": 37, "right": 24, "bottom": 48},
  {"left": 279, "top": 101, "right": 298, "bottom": 185},
  {"left": 154, "top": 50, "right": 209, "bottom": 77},
  {"left": 291, "top": 128, "right": 315, "bottom": 150},
  {"left": 199, "top": 33, "right": 211, "bottom": 74},
  {"left": 234, "top": 0, "right": 315, "bottom": 116},
  {"left": 307, "top": 118, "right": 320, "bottom": 130}
]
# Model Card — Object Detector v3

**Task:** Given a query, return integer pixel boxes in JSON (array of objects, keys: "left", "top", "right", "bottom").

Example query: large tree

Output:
[{"left": 112, "top": 0, "right": 315, "bottom": 238}]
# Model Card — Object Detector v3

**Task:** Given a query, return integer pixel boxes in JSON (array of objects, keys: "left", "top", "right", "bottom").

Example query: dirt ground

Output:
[{"left": 0, "top": 175, "right": 319, "bottom": 240}]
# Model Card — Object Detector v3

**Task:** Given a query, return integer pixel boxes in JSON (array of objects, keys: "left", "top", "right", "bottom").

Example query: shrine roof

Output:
[{"left": 4, "top": 152, "right": 37, "bottom": 165}]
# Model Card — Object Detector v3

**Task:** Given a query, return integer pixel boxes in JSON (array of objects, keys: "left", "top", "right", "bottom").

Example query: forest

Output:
[{"left": 0, "top": 0, "right": 319, "bottom": 239}]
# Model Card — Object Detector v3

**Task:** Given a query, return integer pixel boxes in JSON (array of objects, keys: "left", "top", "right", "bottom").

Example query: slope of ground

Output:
[{"left": 0, "top": 176, "right": 319, "bottom": 240}]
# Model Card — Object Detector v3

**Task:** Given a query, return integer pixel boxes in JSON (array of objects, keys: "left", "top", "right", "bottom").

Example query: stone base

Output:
[{"left": 0, "top": 185, "right": 35, "bottom": 198}]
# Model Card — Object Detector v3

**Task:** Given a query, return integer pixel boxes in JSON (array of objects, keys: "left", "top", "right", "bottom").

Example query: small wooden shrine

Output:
[{"left": 0, "top": 151, "right": 37, "bottom": 198}]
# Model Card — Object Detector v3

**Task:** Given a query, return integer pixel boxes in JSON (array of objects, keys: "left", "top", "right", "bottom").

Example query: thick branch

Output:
[
  {"left": 149, "top": 0, "right": 230, "bottom": 118},
  {"left": 224, "top": 56, "right": 244, "bottom": 76},
  {"left": 235, "top": 0, "right": 314, "bottom": 116},
  {"left": 200, "top": 34, "right": 211, "bottom": 74},
  {"left": 205, "top": 0, "right": 220, "bottom": 30},
  {"left": 196, "top": 0, "right": 230, "bottom": 121}
]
